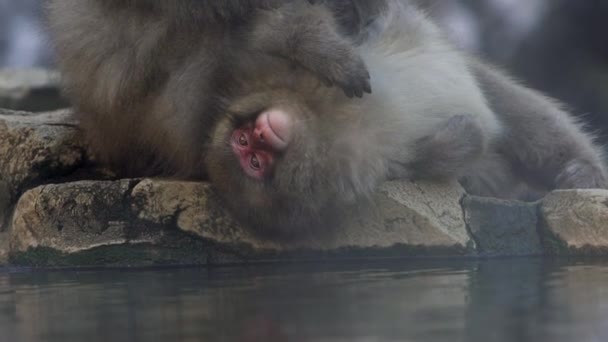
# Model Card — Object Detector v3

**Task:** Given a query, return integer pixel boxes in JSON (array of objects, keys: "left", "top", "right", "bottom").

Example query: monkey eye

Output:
[
  {"left": 238, "top": 133, "right": 248, "bottom": 146},
  {"left": 250, "top": 154, "right": 261, "bottom": 170}
]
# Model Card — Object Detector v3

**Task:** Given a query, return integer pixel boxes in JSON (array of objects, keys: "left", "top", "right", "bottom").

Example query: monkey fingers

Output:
[
  {"left": 555, "top": 158, "right": 608, "bottom": 190},
  {"left": 316, "top": 52, "right": 372, "bottom": 98},
  {"left": 249, "top": 1, "right": 372, "bottom": 98}
]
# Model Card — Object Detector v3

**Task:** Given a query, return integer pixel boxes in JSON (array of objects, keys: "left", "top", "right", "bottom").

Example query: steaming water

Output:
[{"left": 1, "top": 260, "right": 608, "bottom": 341}]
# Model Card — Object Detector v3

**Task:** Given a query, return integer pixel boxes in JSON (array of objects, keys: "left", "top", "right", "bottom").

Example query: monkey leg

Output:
[
  {"left": 459, "top": 151, "right": 547, "bottom": 201},
  {"left": 248, "top": 1, "right": 371, "bottom": 98},
  {"left": 409, "top": 114, "right": 486, "bottom": 180},
  {"left": 554, "top": 158, "right": 608, "bottom": 189},
  {"left": 470, "top": 59, "right": 608, "bottom": 191}
]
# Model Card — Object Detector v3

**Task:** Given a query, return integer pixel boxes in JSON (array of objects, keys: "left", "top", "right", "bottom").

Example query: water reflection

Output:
[{"left": 1, "top": 260, "right": 608, "bottom": 341}]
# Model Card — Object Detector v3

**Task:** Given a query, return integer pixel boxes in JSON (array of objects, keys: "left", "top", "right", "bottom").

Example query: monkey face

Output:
[
  {"left": 230, "top": 109, "right": 291, "bottom": 180},
  {"left": 205, "top": 88, "right": 364, "bottom": 234}
]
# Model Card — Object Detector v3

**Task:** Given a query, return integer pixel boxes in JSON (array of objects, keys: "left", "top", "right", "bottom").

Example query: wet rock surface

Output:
[
  {"left": 463, "top": 196, "right": 541, "bottom": 257},
  {"left": 2, "top": 76, "right": 608, "bottom": 266}
]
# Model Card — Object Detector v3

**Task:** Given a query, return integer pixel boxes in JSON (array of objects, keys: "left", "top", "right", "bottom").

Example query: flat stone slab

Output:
[
  {"left": 0, "top": 109, "right": 85, "bottom": 196},
  {"left": 8, "top": 179, "right": 470, "bottom": 267},
  {"left": 539, "top": 190, "right": 608, "bottom": 255},
  {"left": 133, "top": 179, "right": 471, "bottom": 251},
  {"left": 0, "top": 68, "right": 69, "bottom": 112},
  {"left": 463, "top": 196, "right": 541, "bottom": 257},
  {"left": 5, "top": 179, "right": 608, "bottom": 266}
]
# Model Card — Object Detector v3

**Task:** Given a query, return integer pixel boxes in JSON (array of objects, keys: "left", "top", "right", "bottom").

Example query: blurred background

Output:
[{"left": 1, "top": 0, "right": 607, "bottom": 140}]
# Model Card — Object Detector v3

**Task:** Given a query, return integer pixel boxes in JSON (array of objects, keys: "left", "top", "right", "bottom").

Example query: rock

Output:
[
  {"left": 0, "top": 231, "right": 8, "bottom": 265},
  {"left": 0, "top": 68, "right": 69, "bottom": 112},
  {"left": 0, "top": 180, "right": 10, "bottom": 226},
  {"left": 9, "top": 179, "right": 223, "bottom": 267},
  {"left": 9, "top": 179, "right": 470, "bottom": 266},
  {"left": 463, "top": 196, "right": 541, "bottom": 257},
  {"left": 0, "top": 109, "right": 85, "bottom": 196},
  {"left": 133, "top": 179, "right": 472, "bottom": 253},
  {"left": 539, "top": 190, "right": 608, "bottom": 255},
  {"left": 10, "top": 180, "right": 139, "bottom": 255}
]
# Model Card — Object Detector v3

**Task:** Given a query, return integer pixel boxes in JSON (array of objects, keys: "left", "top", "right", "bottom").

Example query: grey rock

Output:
[
  {"left": 0, "top": 109, "right": 85, "bottom": 196},
  {"left": 463, "top": 196, "right": 541, "bottom": 257},
  {"left": 0, "top": 68, "right": 69, "bottom": 112},
  {"left": 539, "top": 190, "right": 608, "bottom": 255},
  {"left": 0, "top": 180, "right": 10, "bottom": 227},
  {"left": 0, "top": 231, "right": 8, "bottom": 265},
  {"left": 9, "top": 179, "right": 470, "bottom": 266}
]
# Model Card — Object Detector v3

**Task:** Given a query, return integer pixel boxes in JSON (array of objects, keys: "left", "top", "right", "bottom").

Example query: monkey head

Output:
[
  {"left": 205, "top": 82, "right": 385, "bottom": 235},
  {"left": 230, "top": 108, "right": 291, "bottom": 180}
]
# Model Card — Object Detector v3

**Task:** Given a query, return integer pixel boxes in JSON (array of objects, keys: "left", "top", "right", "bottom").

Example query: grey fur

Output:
[
  {"left": 409, "top": 114, "right": 485, "bottom": 181},
  {"left": 48, "top": 0, "right": 607, "bottom": 235},
  {"left": 47, "top": 0, "right": 371, "bottom": 177},
  {"left": 204, "top": 0, "right": 498, "bottom": 233},
  {"left": 326, "top": 0, "right": 608, "bottom": 200},
  {"left": 463, "top": 60, "right": 608, "bottom": 199}
]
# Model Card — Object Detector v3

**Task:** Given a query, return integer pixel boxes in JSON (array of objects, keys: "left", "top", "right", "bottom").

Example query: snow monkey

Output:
[{"left": 48, "top": 0, "right": 607, "bottom": 234}]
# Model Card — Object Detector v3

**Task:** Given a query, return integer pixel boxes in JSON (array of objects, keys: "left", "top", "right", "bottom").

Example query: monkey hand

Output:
[
  {"left": 316, "top": 49, "right": 372, "bottom": 98},
  {"left": 555, "top": 158, "right": 608, "bottom": 190},
  {"left": 250, "top": 0, "right": 372, "bottom": 98}
]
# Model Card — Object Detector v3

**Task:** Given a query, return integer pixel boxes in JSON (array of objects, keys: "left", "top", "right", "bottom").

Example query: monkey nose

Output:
[{"left": 254, "top": 110, "right": 292, "bottom": 151}]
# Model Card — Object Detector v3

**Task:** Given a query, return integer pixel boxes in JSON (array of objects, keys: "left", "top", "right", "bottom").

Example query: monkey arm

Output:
[{"left": 247, "top": 2, "right": 372, "bottom": 98}]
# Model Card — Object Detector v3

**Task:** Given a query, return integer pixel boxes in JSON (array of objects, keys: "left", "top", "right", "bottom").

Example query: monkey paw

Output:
[
  {"left": 555, "top": 158, "right": 608, "bottom": 190},
  {"left": 317, "top": 53, "right": 372, "bottom": 98}
]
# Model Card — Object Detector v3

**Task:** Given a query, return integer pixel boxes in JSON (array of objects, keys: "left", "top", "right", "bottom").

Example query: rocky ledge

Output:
[{"left": 1, "top": 74, "right": 608, "bottom": 266}]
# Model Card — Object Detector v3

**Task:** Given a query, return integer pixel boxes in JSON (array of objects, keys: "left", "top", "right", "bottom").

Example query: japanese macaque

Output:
[
  {"left": 47, "top": 0, "right": 370, "bottom": 174},
  {"left": 48, "top": 0, "right": 607, "bottom": 234}
]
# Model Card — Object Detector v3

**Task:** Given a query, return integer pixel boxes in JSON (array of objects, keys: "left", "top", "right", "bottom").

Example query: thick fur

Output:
[
  {"left": 47, "top": 0, "right": 370, "bottom": 176},
  {"left": 48, "top": 0, "right": 607, "bottom": 234},
  {"left": 204, "top": 0, "right": 499, "bottom": 232},
  {"left": 463, "top": 60, "right": 608, "bottom": 199},
  {"left": 326, "top": 0, "right": 608, "bottom": 200}
]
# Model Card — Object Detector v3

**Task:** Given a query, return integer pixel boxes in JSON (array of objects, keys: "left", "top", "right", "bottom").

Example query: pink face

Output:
[{"left": 231, "top": 109, "right": 292, "bottom": 180}]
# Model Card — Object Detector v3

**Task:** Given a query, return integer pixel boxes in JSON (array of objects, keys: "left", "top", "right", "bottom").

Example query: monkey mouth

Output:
[
  {"left": 253, "top": 110, "right": 291, "bottom": 151},
  {"left": 230, "top": 109, "right": 293, "bottom": 180}
]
